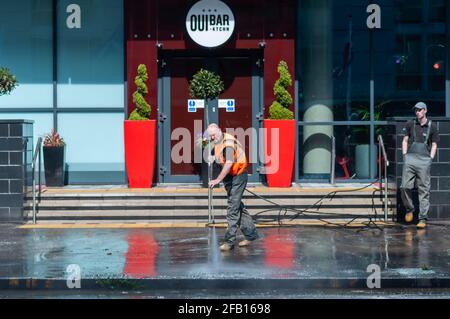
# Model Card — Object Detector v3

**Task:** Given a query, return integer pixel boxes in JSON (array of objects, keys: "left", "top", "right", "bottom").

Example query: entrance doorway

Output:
[{"left": 158, "top": 49, "right": 263, "bottom": 184}]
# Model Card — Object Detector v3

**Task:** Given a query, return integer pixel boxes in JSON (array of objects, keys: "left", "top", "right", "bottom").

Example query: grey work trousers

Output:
[
  {"left": 400, "top": 153, "right": 432, "bottom": 220},
  {"left": 222, "top": 172, "right": 259, "bottom": 246}
]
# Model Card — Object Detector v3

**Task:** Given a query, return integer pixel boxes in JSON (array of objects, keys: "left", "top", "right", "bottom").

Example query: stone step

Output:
[
  {"left": 25, "top": 189, "right": 392, "bottom": 204},
  {"left": 25, "top": 198, "right": 383, "bottom": 209},
  {"left": 24, "top": 210, "right": 395, "bottom": 225},
  {"left": 23, "top": 185, "right": 396, "bottom": 223},
  {"left": 25, "top": 208, "right": 391, "bottom": 216},
  {"left": 26, "top": 188, "right": 387, "bottom": 198},
  {"left": 23, "top": 215, "right": 395, "bottom": 224},
  {"left": 25, "top": 199, "right": 394, "bottom": 217},
  {"left": 25, "top": 204, "right": 392, "bottom": 213}
]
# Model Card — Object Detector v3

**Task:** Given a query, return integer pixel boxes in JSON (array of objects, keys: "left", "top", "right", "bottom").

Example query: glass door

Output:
[{"left": 158, "top": 50, "right": 262, "bottom": 184}]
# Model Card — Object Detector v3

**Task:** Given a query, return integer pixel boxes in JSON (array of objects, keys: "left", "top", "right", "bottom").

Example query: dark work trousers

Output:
[
  {"left": 400, "top": 142, "right": 432, "bottom": 221},
  {"left": 222, "top": 172, "right": 259, "bottom": 246}
]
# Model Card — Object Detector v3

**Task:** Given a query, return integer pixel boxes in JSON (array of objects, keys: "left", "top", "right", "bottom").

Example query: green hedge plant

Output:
[
  {"left": 268, "top": 61, "right": 294, "bottom": 120},
  {"left": 128, "top": 64, "right": 151, "bottom": 120},
  {"left": 0, "top": 67, "right": 18, "bottom": 96}
]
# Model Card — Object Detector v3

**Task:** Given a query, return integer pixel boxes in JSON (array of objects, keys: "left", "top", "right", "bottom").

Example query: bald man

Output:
[{"left": 206, "top": 124, "right": 259, "bottom": 251}]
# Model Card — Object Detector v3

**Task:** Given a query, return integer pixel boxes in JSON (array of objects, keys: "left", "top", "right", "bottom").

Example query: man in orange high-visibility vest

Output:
[{"left": 206, "top": 123, "right": 259, "bottom": 251}]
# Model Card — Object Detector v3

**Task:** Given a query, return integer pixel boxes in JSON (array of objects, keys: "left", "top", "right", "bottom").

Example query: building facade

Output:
[{"left": 1, "top": 0, "right": 449, "bottom": 185}]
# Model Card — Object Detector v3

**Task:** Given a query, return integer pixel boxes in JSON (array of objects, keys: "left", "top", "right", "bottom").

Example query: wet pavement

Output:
[{"left": 0, "top": 223, "right": 449, "bottom": 295}]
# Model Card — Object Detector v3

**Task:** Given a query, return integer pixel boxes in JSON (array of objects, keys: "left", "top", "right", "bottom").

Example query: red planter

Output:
[
  {"left": 263, "top": 119, "right": 296, "bottom": 187},
  {"left": 124, "top": 120, "right": 156, "bottom": 188}
]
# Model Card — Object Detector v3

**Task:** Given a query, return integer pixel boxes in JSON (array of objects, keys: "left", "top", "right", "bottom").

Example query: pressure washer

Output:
[{"left": 207, "top": 139, "right": 215, "bottom": 225}]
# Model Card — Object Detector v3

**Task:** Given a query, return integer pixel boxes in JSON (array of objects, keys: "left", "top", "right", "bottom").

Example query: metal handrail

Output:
[
  {"left": 207, "top": 141, "right": 214, "bottom": 224},
  {"left": 330, "top": 135, "right": 336, "bottom": 185},
  {"left": 377, "top": 135, "right": 390, "bottom": 221},
  {"left": 32, "top": 137, "right": 43, "bottom": 224}
]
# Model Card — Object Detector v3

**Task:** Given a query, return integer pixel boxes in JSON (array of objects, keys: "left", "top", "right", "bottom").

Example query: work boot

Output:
[
  {"left": 405, "top": 212, "right": 414, "bottom": 223},
  {"left": 219, "top": 243, "right": 233, "bottom": 251},
  {"left": 416, "top": 220, "right": 427, "bottom": 229},
  {"left": 238, "top": 239, "right": 253, "bottom": 247}
]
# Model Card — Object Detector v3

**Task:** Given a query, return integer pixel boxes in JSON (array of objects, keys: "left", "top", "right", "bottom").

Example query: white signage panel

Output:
[
  {"left": 186, "top": 0, "right": 235, "bottom": 48},
  {"left": 188, "top": 99, "right": 205, "bottom": 112},
  {"left": 218, "top": 99, "right": 235, "bottom": 112}
]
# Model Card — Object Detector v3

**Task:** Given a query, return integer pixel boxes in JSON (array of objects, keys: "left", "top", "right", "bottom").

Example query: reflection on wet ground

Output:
[{"left": 0, "top": 224, "right": 449, "bottom": 280}]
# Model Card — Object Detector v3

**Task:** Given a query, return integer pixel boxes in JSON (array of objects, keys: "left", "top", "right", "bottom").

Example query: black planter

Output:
[{"left": 43, "top": 146, "right": 65, "bottom": 187}]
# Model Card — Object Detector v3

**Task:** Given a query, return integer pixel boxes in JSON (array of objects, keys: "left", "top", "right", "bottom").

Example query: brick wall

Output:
[
  {"left": 388, "top": 117, "right": 450, "bottom": 220},
  {"left": 0, "top": 120, "right": 33, "bottom": 222}
]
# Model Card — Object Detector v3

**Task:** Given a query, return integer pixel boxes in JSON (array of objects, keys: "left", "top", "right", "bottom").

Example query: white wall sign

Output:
[
  {"left": 219, "top": 99, "right": 235, "bottom": 112},
  {"left": 188, "top": 99, "right": 205, "bottom": 112},
  {"left": 186, "top": 0, "right": 235, "bottom": 48},
  {"left": 66, "top": 4, "right": 81, "bottom": 29}
]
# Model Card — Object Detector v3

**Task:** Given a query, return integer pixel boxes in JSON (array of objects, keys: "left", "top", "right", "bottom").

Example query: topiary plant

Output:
[
  {"left": 189, "top": 68, "right": 224, "bottom": 101},
  {"left": 268, "top": 60, "right": 294, "bottom": 120},
  {"left": 0, "top": 67, "right": 18, "bottom": 96},
  {"left": 128, "top": 64, "right": 151, "bottom": 120},
  {"left": 189, "top": 69, "right": 224, "bottom": 129}
]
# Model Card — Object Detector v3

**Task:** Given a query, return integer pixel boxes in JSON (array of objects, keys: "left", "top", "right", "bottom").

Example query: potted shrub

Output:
[
  {"left": 189, "top": 68, "right": 224, "bottom": 126},
  {"left": 189, "top": 69, "right": 224, "bottom": 187},
  {"left": 0, "top": 67, "right": 18, "bottom": 96},
  {"left": 124, "top": 64, "right": 157, "bottom": 188},
  {"left": 264, "top": 61, "right": 295, "bottom": 187},
  {"left": 352, "top": 101, "right": 389, "bottom": 178},
  {"left": 43, "top": 130, "right": 66, "bottom": 187}
]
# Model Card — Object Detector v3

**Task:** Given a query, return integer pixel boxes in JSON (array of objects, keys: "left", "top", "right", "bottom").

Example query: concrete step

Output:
[
  {"left": 22, "top": 216, "right": 395, "bottom": 225},
  {"left": 24, "top": 210, "right": 395, "bottom": 225},
  {"left": 25, "top": 209, "right": 392, "bottom": 217},
  {"left": 25, "top": 210, "right": 394, "bottom": 217},
  {"left": 23, "top": 185, "right": 396, "bottom": 223},
  {"left": 24, "top": 200, "right": 390, "bottom": 209},
  {"left": 26, "top": 188, "right": 386, "bottom": 197},
  {"left": 25, "top": 191, "right": 393, "bottom": 206},
  {"left": 24, "top": 201, "right": 393, "bottom": 213}
]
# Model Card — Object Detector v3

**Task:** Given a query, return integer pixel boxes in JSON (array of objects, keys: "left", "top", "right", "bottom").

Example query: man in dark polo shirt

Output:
[{"left": 401, "top": 102, "right": 439, "bottom": 228}]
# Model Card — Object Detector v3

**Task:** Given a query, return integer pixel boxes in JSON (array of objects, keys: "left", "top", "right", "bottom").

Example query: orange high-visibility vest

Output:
[{"left": 214, "top": 133, "right": 247, "bottom": 176}]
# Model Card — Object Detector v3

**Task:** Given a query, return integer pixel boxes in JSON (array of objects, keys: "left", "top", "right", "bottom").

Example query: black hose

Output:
[{"left": 244, "top": 182, "right": 399, "bottom": 231}]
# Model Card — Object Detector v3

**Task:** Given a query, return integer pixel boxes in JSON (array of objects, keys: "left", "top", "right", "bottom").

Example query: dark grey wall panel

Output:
[
  {"left": 0, "top": 125, "right": 8, "bottom": 136},
  {"left": 0, "top": 152, "right": 7, "bottom": 165},
  {"left": 438, "top": 122, "right": 450, "bottom": 134},
  {"left": 438, "top": 149, "right": 450, "bottom": 162},
  {"left": 0, "top": 180, "right": 9, "bottom": 193},
  {"left": 0, "top": 120, "right": 33, "bottom": 222}
]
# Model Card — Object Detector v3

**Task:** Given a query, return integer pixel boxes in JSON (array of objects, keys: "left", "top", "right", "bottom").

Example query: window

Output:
[
  {"left": 57, "top": 0, "right": 124, "bottom": 108},
  {"left": 429, "top": 0, "right": 446, "bottom": 22},
  {"left": 375, "top": 0, "right": 446, "bottom": 118},
  {"left": 297, "top": 1, "right": 371, "bottom": 179},
  {"left": 394, "top": 0, "right": 423, "bottom": 23},
  {"left": 0, "top": 0, "right": 53, "bottom": 109},
  {"left": 395, "top": 35, "right": 422, "bottom": 91}
]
